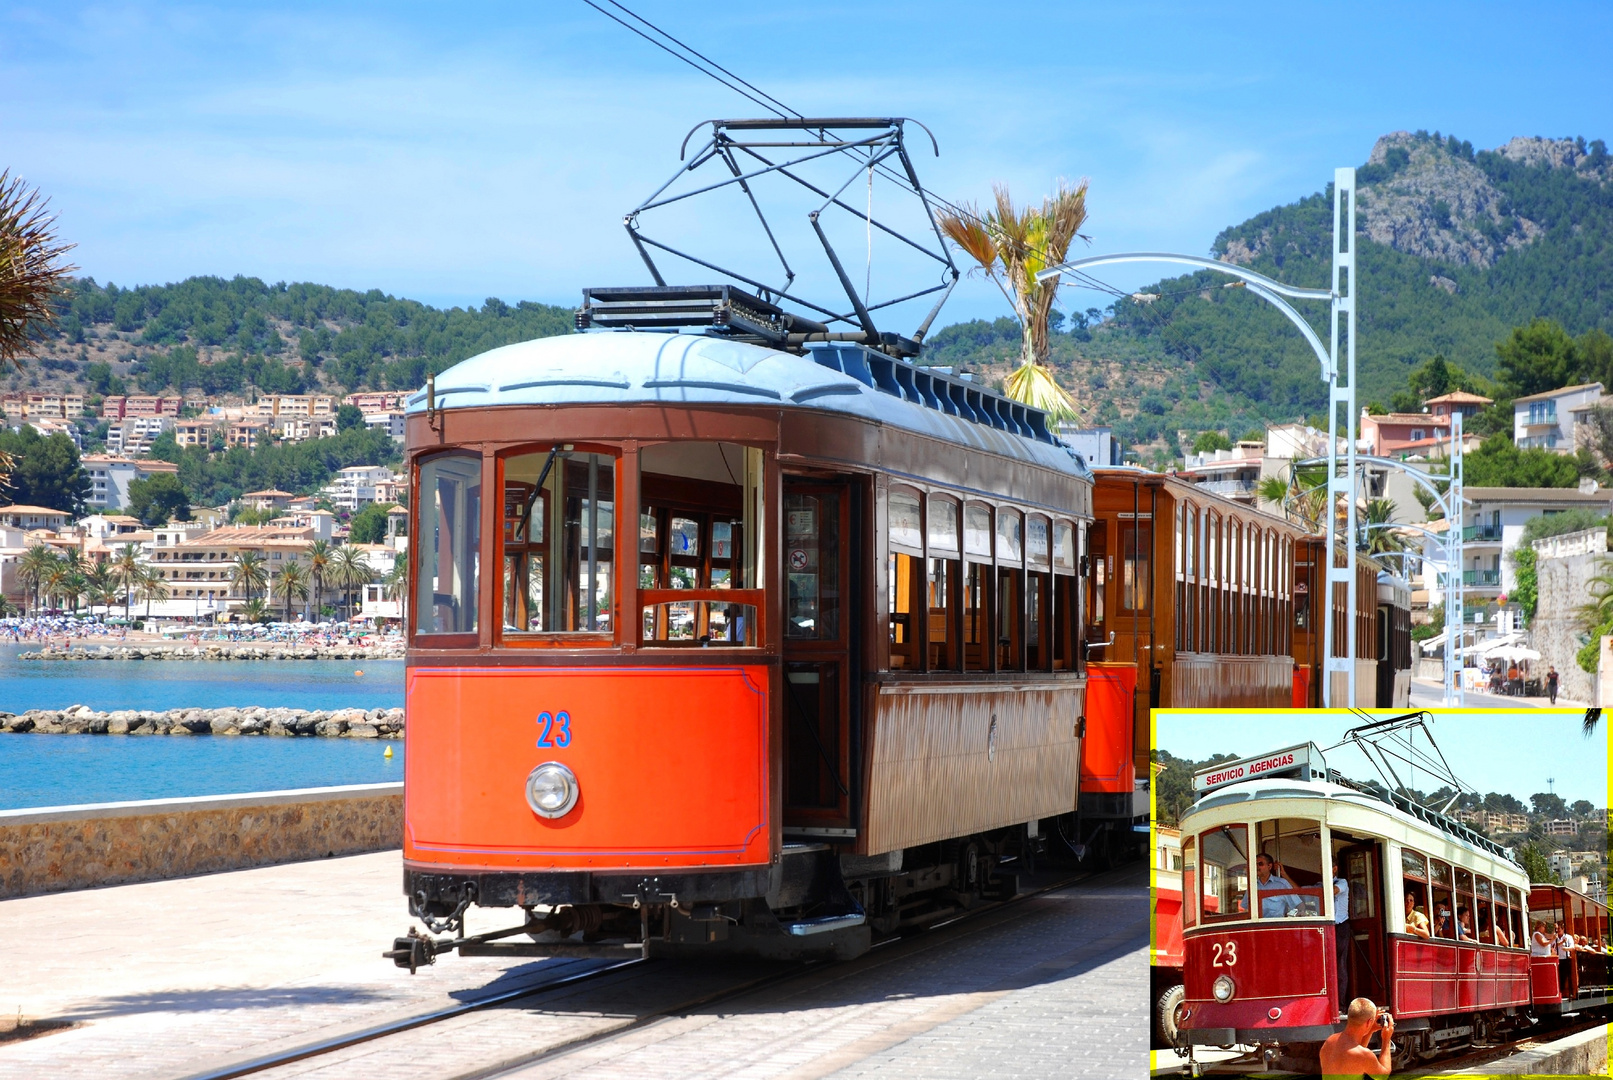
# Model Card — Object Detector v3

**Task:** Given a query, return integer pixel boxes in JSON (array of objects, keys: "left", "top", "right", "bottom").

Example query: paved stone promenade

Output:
[{"left": 0, "top": 852, "right": 1146, "bottom": 1079}]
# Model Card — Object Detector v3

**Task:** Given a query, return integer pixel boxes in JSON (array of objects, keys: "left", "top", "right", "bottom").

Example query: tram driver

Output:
[{"left": 1240, "top": 853, "right": 1302, "bottom": 918}]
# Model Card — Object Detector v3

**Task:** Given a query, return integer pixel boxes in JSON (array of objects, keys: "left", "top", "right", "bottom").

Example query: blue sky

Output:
[
  {"left": 1157, "top": 710, "right": 1609, "bottom": 809},
  {"left": 4, "top": 1, "right": 1612, "bottom": 327}
]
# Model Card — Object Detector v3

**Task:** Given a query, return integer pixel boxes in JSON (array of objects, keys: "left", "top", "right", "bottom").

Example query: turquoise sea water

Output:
[{"left": 0, "top": 643, "right": 407, "bottom": 809}]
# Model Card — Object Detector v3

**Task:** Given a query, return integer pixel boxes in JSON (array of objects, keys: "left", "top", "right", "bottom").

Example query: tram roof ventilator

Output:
[{"left": 574, "top": 117, "right": 1059, "bottom": 448}]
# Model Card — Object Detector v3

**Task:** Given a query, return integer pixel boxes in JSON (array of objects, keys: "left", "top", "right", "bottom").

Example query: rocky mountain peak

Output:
[{"left": 1354, "top": 130, "right": 1539, "bottom": 268}]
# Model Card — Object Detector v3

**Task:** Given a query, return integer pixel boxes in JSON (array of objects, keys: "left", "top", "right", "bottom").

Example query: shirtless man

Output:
[{"left": 1320, "top": 997, "right": 1394, "bottom": 1077}]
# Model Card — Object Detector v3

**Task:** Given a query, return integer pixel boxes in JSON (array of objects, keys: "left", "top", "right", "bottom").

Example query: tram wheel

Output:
[{"left": 1154, "top": 982, "right": 1185, "bottom": 1048}]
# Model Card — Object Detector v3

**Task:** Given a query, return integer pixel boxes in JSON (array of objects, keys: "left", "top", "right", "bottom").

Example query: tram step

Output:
[{"left": 784, "top": 912, "right": 867, "bottom": 937}]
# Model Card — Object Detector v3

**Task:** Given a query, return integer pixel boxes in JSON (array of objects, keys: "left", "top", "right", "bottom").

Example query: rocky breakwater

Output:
[
  {"left": 20, "top": 641, "right": 405, "bottom": 661},
  {"left": 0, "top": 705, "right": 405, "bottom": 740}
]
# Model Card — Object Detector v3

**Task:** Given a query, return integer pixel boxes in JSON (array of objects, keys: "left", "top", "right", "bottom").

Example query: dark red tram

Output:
[
  {"left": 392, "top": 322, "right": 1149, "bottom": 966},
  {"left": 1169, "top": 744, "right": 1610, "bottom": 1069}
]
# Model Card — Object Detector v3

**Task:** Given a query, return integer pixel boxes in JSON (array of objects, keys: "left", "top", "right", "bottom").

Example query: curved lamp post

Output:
[{"left": 1034, "top": 169, "right": 1363, "bottom": 703}]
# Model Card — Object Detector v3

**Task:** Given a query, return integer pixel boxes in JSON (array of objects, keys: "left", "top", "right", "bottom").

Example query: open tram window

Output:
[
  {"left": 1199, "top": 824, "right": 1248, "bottom": 924},
  {"left": 785, "top": 491, "right": 839, "bottom": 642},
  {"left": 1052, "top": 519, "right": 1079, "bottom": 672},
  {"left": 1026, "top": 515, "right": 1051, "bottom": 670},
  {"left": 1182, "top": 835, "right": 1197, "bottom": 928},
  {"left": 964, "top": 503, "right": 993, "bottom": 671},
  {"left": 639, "top": 442, "right": 763, "bottom": 647},
  {"left": 1455, "top": 868, "right": 1476, "bottom": 941},
  {"left": 1430, "top": 859, "right": 1456, "bottom": 939},
  {"left": 1508, "top": 886, "right": 1525, "bottom": 949},
  {"left": 1120, "top": 518, "right": 1151, "bottom": 614},
  {"left": 927, "top": 496, "right": 960, "bottom": 670},
  {"left": 1253, "top": 818, "right": 1324, "bottom": 918},
  {"left": 888, "top": 487, "right": 923, "bottom": 669},
  {"left": 1087, "top": 521, "right": 1107, "bottom": 657},
  {"left": 996, "top": 508, "right": 1024, "bottom": 671},
  {"left": 415, "top": 451, "right": 481, "bottom": 638},
  {"left": 1476, "top": 877, "right": 1496, "bottom": 945},
  {"left": 499, "top": 448, "right": 615, "bottom": 637},
  {"left": 1401, "top": 848, "right": 1432, "bottom": 937}
]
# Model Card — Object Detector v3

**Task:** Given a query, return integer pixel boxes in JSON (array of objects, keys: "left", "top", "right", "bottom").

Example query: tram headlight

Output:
[
  {"left": 525, "top": 762, "right": 579, "bottom": 818},
  {"left": 1212, "top": 975, "right": 1235, "bottom": 1003}
]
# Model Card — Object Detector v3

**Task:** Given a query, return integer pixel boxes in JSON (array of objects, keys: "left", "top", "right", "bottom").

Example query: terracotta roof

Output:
[
  {"left": 1464, "top": 487, "right": 1613, "bottom": 504},
  {"left": 242, "top": 489, "right": 296, "bottom": 497},
  {"left": 0, "top": 504, "right": 71, "bottom": 516},
  {"left": 1368, "top": 413, "right": 1451, "bottom": 425},
  {"left": 1424, "top": 391, "right": 1494, "bottom": 405}
]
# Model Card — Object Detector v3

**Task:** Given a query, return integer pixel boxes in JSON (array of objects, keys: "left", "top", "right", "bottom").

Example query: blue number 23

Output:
[{"left": 536, "top": 711, "right": 572, "bottom": 749}]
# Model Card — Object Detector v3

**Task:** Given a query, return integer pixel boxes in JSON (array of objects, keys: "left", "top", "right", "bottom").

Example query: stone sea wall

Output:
[
  {"left": 0, "top": 705, "right": 405, "bottom": 739},
  {"left": 0, "top": 784, "right": 403, "bottom": 899},
  {"left": 21, "top": 641, "right": 404, "bottom": 661}
]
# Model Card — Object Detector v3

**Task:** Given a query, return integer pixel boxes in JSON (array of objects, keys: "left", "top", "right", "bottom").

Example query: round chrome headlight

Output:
[
  {"left": 525, "top": 762, "right": 579, "bottom": 818},
  {"left": 1212, "top": 974, "right": 1235, "bottom": 1003}
]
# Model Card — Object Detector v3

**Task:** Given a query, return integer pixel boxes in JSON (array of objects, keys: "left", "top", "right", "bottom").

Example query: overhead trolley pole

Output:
[{"left": 1323, "top": 168, "right": 1359, "bottom": 706}]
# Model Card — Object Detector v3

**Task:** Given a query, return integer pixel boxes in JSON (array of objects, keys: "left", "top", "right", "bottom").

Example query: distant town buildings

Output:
[
  {"left": 1059, "top": 426, "right": 1125, "bottom": 469},
  {"left": 1513, "top": 381, "right": 1603, "bottom": 452},
  {"left": 81, "top": 455, "right": 180, "bottom": 512},
  {"left": 1544, "top": 818, "right": 1580, "bottom": 837}
]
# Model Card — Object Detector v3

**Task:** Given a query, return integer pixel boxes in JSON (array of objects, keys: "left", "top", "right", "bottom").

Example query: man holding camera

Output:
[{"left": 1319, "top": 997, "right": 1394, "bottom": 1077}]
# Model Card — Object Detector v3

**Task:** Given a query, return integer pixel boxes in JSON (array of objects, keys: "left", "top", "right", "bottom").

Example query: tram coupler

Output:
[{"left": 384, "top": 927, "right": 441, "bottom": 973}]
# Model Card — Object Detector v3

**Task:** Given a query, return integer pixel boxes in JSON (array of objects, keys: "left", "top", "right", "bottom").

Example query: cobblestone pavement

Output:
[
  {"left": 0, "top": 855, "right": 1145, "bottom": 1080},
  {"left": 251, "top": 865, "right": 1147, "bottom": 1080}
]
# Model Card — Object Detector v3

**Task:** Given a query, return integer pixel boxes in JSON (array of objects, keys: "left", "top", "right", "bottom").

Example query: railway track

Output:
[{"left": 175, "top": 863, "right": 1132, "bottom": 1080}]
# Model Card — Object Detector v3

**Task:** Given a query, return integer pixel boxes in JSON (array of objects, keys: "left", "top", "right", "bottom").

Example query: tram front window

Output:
[
  {"left": 1252, "top": 818, "right": 1324, "bottom": 917},
  {"left": 1199, "top": 824, "right": 1248, "bottom": 924},
  {"left": 501, "top": 448, "right": 614, "bottom": 635},
  {"left": 416, "top": 451, "right": 480, "bottom": 638}
]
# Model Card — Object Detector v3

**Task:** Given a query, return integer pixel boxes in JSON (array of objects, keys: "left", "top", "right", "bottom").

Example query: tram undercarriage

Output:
[{"left": 391, "top": 809, "right": 1140, "bottom": 969}]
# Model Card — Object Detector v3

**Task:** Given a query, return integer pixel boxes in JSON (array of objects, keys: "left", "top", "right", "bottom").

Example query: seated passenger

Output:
[
  {"left": 1493, "top": 918, "right": 1511, "bottom": 948},
  {"left": 1404, "top": 892, "right": 1432, "bottom": 939},
  {"left": 1457, "top": 906, "right": 1475, "bottom": 940},
  {"left": 1435, "top": 903, "right": 1454, "bottom": 938},
  {"left": 1239, "top": 854, "right": 1303, "bottom": 918}
]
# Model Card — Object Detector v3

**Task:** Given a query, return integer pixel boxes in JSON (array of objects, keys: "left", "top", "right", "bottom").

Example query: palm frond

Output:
[
  {"left": 1004, "top": 361, "right": 1078, "bottom": 422},
  {"left": 935, "top": 202, "right": 998, "bottom": 275},
  {"left": 0, "top": 170, "right": 77, "bottom": 371}
]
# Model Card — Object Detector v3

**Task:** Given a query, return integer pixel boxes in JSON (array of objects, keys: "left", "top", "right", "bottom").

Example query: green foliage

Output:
[
  {"left": 1496, "top": 318, "right": 1582, "bottom": 397},
  {"left": 230, "top": 505, "right": 278, "bottom": 526},
  {"left": 126, "top": 472, "right": 191, "bottom": 526},
  {"left": 1192, "top": 431, "right": 1232, "bottom": 453},
  {"left": 1151, "top": 748, "right": 1242, "bottom": 827},
  {"left": 175, "top": 425, "right": 399, "bottom": 507},
  {"left": 1516, "top": 842, "right": 1561, "bottom": 885},
  {"left": 347, "top": 501, "right": 396, "bottom": 544},
  {"left": 83, "top": 360, "right": 125, "bottom": 396},
  {"left": 1520, "top": 507, "right": 1610, "bottom": 543},
  {"left": 145, "top": 429, "right": 181, "bottom": 463},
  {"left": 1511, "top": 545, "right": 1538, "bottom": 624},
  {"left": 54, "top": 276, "right": 574, "bottom": 392},
  {"left": 1412, "top": 603, "right": 1444, "bottom": 642},
  {"left": 336, "top": 403, "right": 364, "bottom": 432},
  {"left": 1464, "top": 434, "right": 1589, "bottom": 487},
  {"left": 0, "top": 427, "right": 89, "bottom": 512}
]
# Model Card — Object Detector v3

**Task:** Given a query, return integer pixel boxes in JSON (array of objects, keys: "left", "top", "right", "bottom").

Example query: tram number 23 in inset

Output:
[
  {"left": 1210, "top": 941, "right": 1237, "bottom": 967},
  {"left": 535, "top": 711, "right": 573, "bottom": 749}
]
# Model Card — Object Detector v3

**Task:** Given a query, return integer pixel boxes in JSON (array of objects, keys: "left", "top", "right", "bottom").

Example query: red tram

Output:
[
  {"left": 1170, "top": 743, "right": 1610, "bottom": 1068},
  {"left": 393, "top": 317, "right": 1148, "bottom": 965}
]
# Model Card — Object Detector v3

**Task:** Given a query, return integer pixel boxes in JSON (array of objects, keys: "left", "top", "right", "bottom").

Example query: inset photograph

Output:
[{"left": 1151, "top": 708, "right": 1609, "bottom": 1077}]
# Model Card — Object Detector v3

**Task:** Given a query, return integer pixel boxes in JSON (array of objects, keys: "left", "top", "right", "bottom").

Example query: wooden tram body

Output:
[
  {"left": 1527, "top": 884, "right": 1612, "bottom": 1011},
  {"left": 1173, "top": 768, "right": 1607, "bottom": 1064},
  {"left": 398, "top": 331, "right": 1126, "bottom": 961}
]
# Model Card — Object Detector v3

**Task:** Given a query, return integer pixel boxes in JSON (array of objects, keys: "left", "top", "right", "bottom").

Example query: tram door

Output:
[
  {"left": 1339, "top": 842, "right": 1389, "bottom": 1006},
  {"left": 781, "top": 481, "right": 855, "bottom": 832}
]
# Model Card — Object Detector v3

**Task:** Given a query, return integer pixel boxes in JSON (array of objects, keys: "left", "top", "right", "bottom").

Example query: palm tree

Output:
[
  {"left": 111, "top": 546, "right": 143, "bottom": 617},
  {"left": 1260, "top": 462, "right": 1331, "bottom": 531},
  {"left": 937, "top": 181, "right": 1089, "bottom": 422},
  {"left": 16, "top": 544, "right": 59, "bottom": 615},
  {"left": 41, "top": 558, "right": 71, "bottom": 613},
  {"left": 240, "top": 597, "right": 270, "bottom": 624},
  {"left": 272, "top": 561, "right": 309, "bottom": 623},
  {"left": 306, "top": 539, "right": 332, "bottom": 620},
  {"left": 329, "top": 544, "right": 373, "bottom": 621},
  {"left": 1362, "top": 498, "right": 1406, "bottom": 556},
  {"left": 383, "top": 558, "right": 409, "bottom": 628},
  {"left": 230, "top": 550, "right": 269, "bottom": 604},
  {"left": 60, "top": 568, "right": 88, "bottom": 614},
  {"left": 136, "top": 564, "right": 170, "bottom": 620}
]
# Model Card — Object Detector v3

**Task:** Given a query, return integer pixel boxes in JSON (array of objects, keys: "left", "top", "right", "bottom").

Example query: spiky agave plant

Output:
[
  {"left": 0, "top": 170, "right": 77, "bottom": 493},
  {"left": 937, "top": 181, "right": 1089, "bottom": 422}
]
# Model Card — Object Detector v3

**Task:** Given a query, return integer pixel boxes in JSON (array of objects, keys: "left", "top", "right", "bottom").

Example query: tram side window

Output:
[
  {"left": 1120, "top": 520, "right": 1151, "bottom": 614},
  {"left": 1088, "top": 521, "right": 1107, "bottom": 656},
  {"left": 997, "top": 508, "right": 1024, "bottom": 671},
  {"left": 1052, "top": 520, "right": 1079, "bottom": 672},
  {"left": 964, "top": 503, "right": 993, "bottom": 671},
  {"left": 416, "top": 451, "right": 481, "bottom": 637},
  {"left": 1254, "top": 818, "right": 1323, "bottom": 917},
  {"left": 889, "top": 487, "right": 924, "bottom": 669},
  {"left": 1430, "top": 859, "right": 1455, "bottom": 939},
  {"left": 1401, "top": 848, "right": 1431, "bottom": 937},
  {"left": 501, "top": 449, "right": 614, "bottom": 635},
  {"left": 1508, "top": 886, "right": 1525, "bottom": 949},
  {"left": 1026, "top": 515, "right": 1050, "bottom": 670},
  {"left": 1456, "top": 868, "right": 1476, "bottom": 941},
  {"left": 1181, "top": 836, "right": 1197, "bottom": 928},
  {"left": 784, "top": 491, "right": 839, "bottom": 642},
  {"left": 639, "top": 442, "right": 762, "bottom": 646},
  {"left": 1199, "top": 824, "right": 1248, "bottom": 924},
  {"left": 927, "top": 496, "right": 960, "bottom": 670},
  {"left": 1476, "top": 877, "right": 1496, "bottom": 945}
]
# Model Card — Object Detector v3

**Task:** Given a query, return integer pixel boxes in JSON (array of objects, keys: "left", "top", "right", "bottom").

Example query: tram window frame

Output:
[
  {"left": 1085, "top": 520, "right": 1105, "bottom": 667},
  {"left": 1254, "top": 818, "right": 1324, "bottom": 918},
  {"left": 1476, "top": 876, "right": 1495, "bottom": 945},
  {"left": 1198, "top": 823, "right": 1248, "bottom": 925},
  {"left": 996, "top": 506, "right": 1024, "bottom": 672},
  {"left": 1119, "top": 518, "right": 1152, "bottom": 616},
  {"left": 782, "top": 487, "right": 840, "bottom": 646},
  {"left": 1174, "top": 503, "right": 1185, "bottom": 652},
  {"left": 1207, "top": 512, "right": 1221, "bottom": 654},
  {"left": 1181, "top": 835, "right": 1198, "bottom": 928},
  {"left": 496, "top": 445, "right": 619, "bottom": 644},
  {"left": 926, "top": 494, "right": 961, "bottom": 671},
  {"left": 1401, "top": 848, "right": 1432, "bottom": 937},
  {"left": 1430, "top": 859, "right": 1455, "bottom": 939},
  {"left": 1455, "top": 867, "right": 1476, "bottom": 941},
  {"left": 1026, "top": 513, "right": 1051, "bottom": 670},
  {"left": 1052, "top": 519, "right": 1080, "bottom": 672},
  {"left": 638, "top": 441, "right": 765, "bottom": 650},
  {"left": 413, "top": 449, "right": 482, "bottom": 645},
  {"left": 888, "top": 484, "right": 926, "bottom": 670},
  {"left": 1508, "top": 886, "right": 1525, "bottom": 949}
]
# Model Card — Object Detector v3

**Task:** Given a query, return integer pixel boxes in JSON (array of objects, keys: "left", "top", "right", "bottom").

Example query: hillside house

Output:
[{"left": 1514, "top": 382, "right": 1603, "bottom": 452}]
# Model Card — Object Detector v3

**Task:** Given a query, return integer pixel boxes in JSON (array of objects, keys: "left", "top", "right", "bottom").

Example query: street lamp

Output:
[{"left": 1034, "top": 169, "right": 1363, "bottom": 702}]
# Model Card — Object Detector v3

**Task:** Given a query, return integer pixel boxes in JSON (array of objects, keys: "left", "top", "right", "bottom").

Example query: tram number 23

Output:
[
  {"left": 535, "top": 711, "right": 573, "bottom": 749},
  {"left": 1210, "top": 941, "right": 1238, "bottom": 968}
]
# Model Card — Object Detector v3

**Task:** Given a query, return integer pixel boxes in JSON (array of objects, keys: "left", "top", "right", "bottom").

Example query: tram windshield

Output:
[
  {"left": 1198, "top": 825, "right": 1247, "bottom": 924},
  {"left": 417, "top": 451, "right": 480, "bottom": 637},
  {"left": 1251, "top": 818, "right": 1324, "bottom": 918},
  {"left": 501, "top": 448, "right": 615, "bottom": 635}
]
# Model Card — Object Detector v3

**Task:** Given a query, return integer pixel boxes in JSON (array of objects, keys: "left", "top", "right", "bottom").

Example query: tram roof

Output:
[
  {"left": 404, "top": 331, "right": 1089, "bottom": 477},
  {"left": 1182, "top": 776, "right": 1524, "bottom": 876}
]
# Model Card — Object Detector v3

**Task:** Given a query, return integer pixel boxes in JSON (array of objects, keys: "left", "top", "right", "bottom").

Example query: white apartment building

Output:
[
  {"left": 364, "top": 410, "right": 406, "bottom": 441},
  {"left": 1514, "top": 382, "right": 1604, "bottom": 451},
  {"left": 321, "top": 465, "right": 398, "bottom": 511},
  {"left": 107, "top": 416, "right": 172, "bottom": 456},
  {"left": 81, "top": 455, "right": 180, "bottom": 511},
  {"left": 1180, "top": 441, "right": 1265, "bottom": 504}
]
